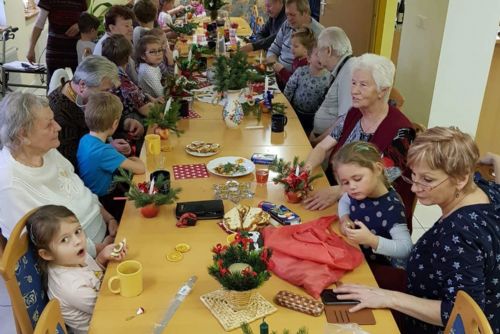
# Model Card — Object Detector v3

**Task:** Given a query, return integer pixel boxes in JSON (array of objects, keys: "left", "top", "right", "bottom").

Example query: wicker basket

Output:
[{"left": 225, "top": 289, "right": 256, "bottom": 311}]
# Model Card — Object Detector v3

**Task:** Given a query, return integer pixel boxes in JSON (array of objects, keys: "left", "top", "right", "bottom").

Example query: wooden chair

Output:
[
  {"left": 33, "top": 299, "right": 67, "bottom": 334},
  {"left": 0, "top": 209, "right": 47, "bottom": 334},
  {"left": 389, "top": 87, "right": 405, "bottom": 110},
  {"left": 444, "top": 290, "right": 493, "bottom": 334}
]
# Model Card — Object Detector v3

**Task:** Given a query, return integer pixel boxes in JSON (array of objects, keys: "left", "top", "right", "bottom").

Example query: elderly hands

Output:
[{"left": 303, "top": 185, "right": 342, "bottom": 210}]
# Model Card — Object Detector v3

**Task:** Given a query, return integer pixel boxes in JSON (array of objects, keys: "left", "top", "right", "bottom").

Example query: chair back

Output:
[
  {"left": 0, "top": 209, "right": 48, "bottom": 334},
  {"left": 48, "top": 68, "right": 72, "bottom": 95},
  {"left": 444, "top": 290, "right": 493, "bottom": 334},
  {"left": 389, "top": 87, "right": 405, "bottom": 110},
  {"left": 33, "top": 299, "right": 67, "bottom": 334}
]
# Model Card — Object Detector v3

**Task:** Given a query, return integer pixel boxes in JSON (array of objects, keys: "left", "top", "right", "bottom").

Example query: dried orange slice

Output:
[
  {"left": 166, "top": 251, "right": 183, "bottom": 262},
  {"left": 175, "top": 243, "right": 191, "bottom": 253}
]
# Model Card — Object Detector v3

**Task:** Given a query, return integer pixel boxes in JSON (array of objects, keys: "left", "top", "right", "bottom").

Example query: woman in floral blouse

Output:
[{"left": 335, "top": 126, "right": 500, "bottom": 334}]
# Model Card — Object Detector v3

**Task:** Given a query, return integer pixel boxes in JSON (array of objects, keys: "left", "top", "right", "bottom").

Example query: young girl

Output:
[
  {"left": 274, "top": 27, "right": 315, "bottom": 88},
  {"left": 332, "top": 141, "right": 412, "bottom": 267},
  {"left": 157, "top": 0, "right": 185, "bottom": 30},
  {"left": 143, "top": 28, "right": 175, "bottom": 80},
  {"left": 137, "top": 35, "right": 165, "bottom": 99},
  {"left": 27, "top": 205, "right": 127, "bottom": 334},
  {"left": 284, "top": 47, "right": 330, "bottom": 135}
]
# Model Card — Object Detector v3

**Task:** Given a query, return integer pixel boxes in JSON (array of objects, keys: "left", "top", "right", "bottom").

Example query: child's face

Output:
[
  {"left": 142, "top": 42, "right": 164, "bottom": 65},
  {"left": 42, "top": 217, "right": 88, "bottom": 267},
  {"left": 89, "top": 28, "right": 99, "bottom": 41},
  {"left": 309, "top": 48, "right": 323, "bottom": 70},
  {"left": 291, "top": 37, "right": 308, "bottom": 59},
  {"left": 336, "top": 162, "right": 383, "bottom": 200},
  {"left": 162, "top": 1, "right": 174, "bottom": 11}
]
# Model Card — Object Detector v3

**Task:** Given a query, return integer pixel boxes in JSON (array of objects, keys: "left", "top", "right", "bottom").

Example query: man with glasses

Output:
[
  {"left": 240, "top": 0, "right": 286, "bottom": 53},
  {"left": 266, "top": 0, "right": 323, "bottom": 77}
]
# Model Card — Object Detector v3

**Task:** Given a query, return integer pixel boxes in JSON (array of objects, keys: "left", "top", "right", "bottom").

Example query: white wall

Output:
[
  {"left": 428, "top": 0, "right": 500, "bottom": 136},
  {"left": 394, "top": 0, "right": 449, "bottom": 127}
]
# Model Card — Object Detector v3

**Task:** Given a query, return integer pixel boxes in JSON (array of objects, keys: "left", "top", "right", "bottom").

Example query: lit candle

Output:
[
  {"left": 149, "top": 178, "right": 155, "bottom": 194},
  {"left": 264, "top": 75, "right": 269, "bottom": 92},
  {"left": 163, "top": 97, "right": 172, "bottom": 116}
]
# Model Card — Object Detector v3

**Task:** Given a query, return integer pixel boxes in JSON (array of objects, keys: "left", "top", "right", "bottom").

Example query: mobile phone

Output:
[{"left": 320, "top": 289, "right": 359, "bottom": 305}]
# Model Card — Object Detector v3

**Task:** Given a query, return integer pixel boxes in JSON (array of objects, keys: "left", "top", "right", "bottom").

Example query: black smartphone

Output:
[
  {"left": 320, "top": 289, "right": 360, "bottom": 305},
  {"left": 175, "top": 200, "right": 224, "bottom": 219}
]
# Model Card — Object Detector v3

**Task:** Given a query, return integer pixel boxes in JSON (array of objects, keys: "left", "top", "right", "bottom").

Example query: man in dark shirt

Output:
[{"left": 240, "top": 0, "right": 286, "bottom": 53}]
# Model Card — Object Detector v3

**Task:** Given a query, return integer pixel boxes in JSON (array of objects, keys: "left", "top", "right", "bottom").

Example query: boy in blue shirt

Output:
[{"left": 77, "top": 92, "right": 146, "bottom": 219}]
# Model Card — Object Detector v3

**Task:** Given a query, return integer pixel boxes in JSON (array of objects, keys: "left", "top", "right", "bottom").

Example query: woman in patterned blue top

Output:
[{"left": 334, "top": 127, "right": 500, "bottom": 334}]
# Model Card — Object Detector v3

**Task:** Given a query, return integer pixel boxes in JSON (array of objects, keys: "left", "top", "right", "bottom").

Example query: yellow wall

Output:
[{"left": 372, "top": 0, "right": 398, "bottom": 58}]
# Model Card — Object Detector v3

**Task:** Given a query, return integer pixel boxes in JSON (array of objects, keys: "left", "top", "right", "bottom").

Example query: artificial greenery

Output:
[
  {"left": 113, "top": 169, "right": 181, "bottom": 208},
  {"left": 165, "top": 74, "right": 198, "bottom": 98},
  {"left": 240, "top": 323, "right": 309, "bottom": 334},
  {"left": 271, "top": 102, "right": 286, "bottom": 115},
  {"left": 167, "top": 22, "right": 199, "bottom": 35},
  {"left": 208, "top": 233, "right": 272, "bottom": 291},
  {"left": 241, "top": 101, "right": 261, "bottom": 121},
  {"left": 143, "top": 101, "right": 183, "bottom": 136},
  {"left": 269, "top": 156, "right": 322, "bottom": 193},
  {"left": 191, "top": 44, "right": 215, "bottom": 56},
  {"left": 213, "top": 48, "right": 253, "bottom": 92}
]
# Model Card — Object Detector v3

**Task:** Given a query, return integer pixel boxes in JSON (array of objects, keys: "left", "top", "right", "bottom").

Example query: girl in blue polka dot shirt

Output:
[{"left": 333, "top": 141, "right": 412, "bottom": 267}]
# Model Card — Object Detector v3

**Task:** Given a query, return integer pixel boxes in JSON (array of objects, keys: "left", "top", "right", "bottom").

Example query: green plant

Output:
[
  {"left": 164, "top": 74, "right": 198, "bottom": 98},
  {"left": 269, "top": 156, "right": 322, "bottom": 194},
  {"left": 208, "top": 232, "right": 272, "bottom": 291},
  {"left": 213, "top": 49, "right": 253, "bottom": 92},
  {"left": 203, "top": 0, "right": 227, "bottom": 12},
  {"left": 271, "top": 102, "right": 287, "bottom": 115},
  {"left": 240, "top": 323, "right": 308, "bottom": 334},
  {"left": 143, "top": 101, "right": 184, "bottom": 135},
  {"left": 87, "top": 0, "right": 112, "bottom": 37},
  {"left": 167, "top": 22, "right": 199, "bottom": 35},
  {"left": 241, "top": 101, "right": 261, "bottom": 121},
  {"left": 113, "top": 169, "right": 181, "bottom": 208}
]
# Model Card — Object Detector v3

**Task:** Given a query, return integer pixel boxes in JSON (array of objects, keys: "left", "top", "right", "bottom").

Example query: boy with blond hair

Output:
[{"left": 77, "top": 92, "right": 145, "bottom": 218}]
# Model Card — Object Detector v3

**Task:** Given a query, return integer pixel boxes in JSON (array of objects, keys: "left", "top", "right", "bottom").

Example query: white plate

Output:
[
  {"left": 207, "top": 156, "right": 255, "bottom": 177},
  {"left": 185, "top": 141, "right": 220, "bottom": 157}
]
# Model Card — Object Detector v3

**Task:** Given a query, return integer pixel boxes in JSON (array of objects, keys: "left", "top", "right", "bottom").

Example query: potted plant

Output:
[
  {"left": 208, "top": 232, "right": 272, "bottom": 310},
  {"left": 113, "top": 169, "right": 181, "bottom": 218},
  {"left": 167, "top": 22, "right": 199, "bottom": 36},
  {"left": 269, "top": 157, "right": 322, "bottom": 203},
  {"left": 143, "top": 100, "right": 184, "bottom": 140},
  {"left": 203, "top": 0, "right": 227, "bottom": 21},
  {"left": 165, "top": 74, "right": 198, "bottom": 117}
]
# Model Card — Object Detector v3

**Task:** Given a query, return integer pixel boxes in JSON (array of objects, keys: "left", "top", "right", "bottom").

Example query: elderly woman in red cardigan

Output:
[{"left": 303, "top": 53, "right": 416, "bottom": 226}]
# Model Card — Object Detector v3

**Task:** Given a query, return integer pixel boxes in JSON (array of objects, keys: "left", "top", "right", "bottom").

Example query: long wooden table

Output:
[{"left": 89, "top": 93, "right": 400, "bottom": 333}]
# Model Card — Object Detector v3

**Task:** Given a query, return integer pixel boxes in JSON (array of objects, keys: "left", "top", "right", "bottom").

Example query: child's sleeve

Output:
[
  {"left": 283, "top": 70, "right": 299, "bottom": 102},
  {"left": 374, "top": 223, "right": 412, "bottom": 259},
  {"left": 64, "top": 279, "right": 99, "bottom": 314},
  {"left": 99, "top": 146, "right": 127, "bottom": 173},
  {"left": 337, "top": 192, "right": 350, "bottom": 217},
  {"left": 141, "top": 67, "right": 164, "bottom": 98}
]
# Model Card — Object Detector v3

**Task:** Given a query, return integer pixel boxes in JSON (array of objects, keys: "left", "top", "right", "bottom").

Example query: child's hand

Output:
[
  {"left": 344, "top": 220, "right": 379, "bottom": 250},
  {"left": 97, "top": 243, "right": 128, "bottom": 267},
  {"left": 339, "top": 216, "right": 354, "bottom": 236}
]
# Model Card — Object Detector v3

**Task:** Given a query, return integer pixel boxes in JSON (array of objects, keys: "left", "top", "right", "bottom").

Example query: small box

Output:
[{"left": 251, "top": 153, "right": 276, "bottom": 165}]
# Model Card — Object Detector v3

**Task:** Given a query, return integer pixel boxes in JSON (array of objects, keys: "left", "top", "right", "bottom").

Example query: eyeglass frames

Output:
[{"left": 401, "top": 175, "right": 449, "bottom": 192}]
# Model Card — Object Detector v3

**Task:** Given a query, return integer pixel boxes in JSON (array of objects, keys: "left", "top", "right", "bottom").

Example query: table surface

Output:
[{"left": 89, "top": 85, "right": 400, "bottom": 334}]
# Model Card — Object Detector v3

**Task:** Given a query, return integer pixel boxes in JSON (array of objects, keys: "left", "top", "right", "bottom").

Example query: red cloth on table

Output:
[{"left": 261, "top": 216, "right": 363, "bottom": 299}]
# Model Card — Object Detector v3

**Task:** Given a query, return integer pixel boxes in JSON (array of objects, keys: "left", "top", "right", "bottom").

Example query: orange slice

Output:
[
  {"left": 175, "top": 243, "right": 191, "bottom": 253},
  {"left": 166, "top": 251, "right": 183, "bottom": 262}
]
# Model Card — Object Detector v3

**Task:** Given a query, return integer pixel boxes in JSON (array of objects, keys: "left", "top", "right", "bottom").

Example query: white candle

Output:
[
  {"left": 264, "top": 75, "right": 269, "bottom": 92},
  {"left": 174, "top": 64, "right": 178, "bottom": 76},
  {"left": 149, "top": 178, "right": 155, "bottom": 194},
  {"left": 259, "top": 50, "right": 263, "bottom": 64},
  {"left": 295, "top": 165, "right": 300, "bottom": 176},
  {"left": 188, "top": 47, "right": 192, "bottom": 63},
  {"left": 163, "top": 97, "right": 172, "bottom": 116},
  {"left": 173, "top": 49, "right": 179, "bottom": 61}
]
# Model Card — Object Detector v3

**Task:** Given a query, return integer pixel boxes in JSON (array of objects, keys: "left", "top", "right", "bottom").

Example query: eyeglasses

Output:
[
  {"left": 146, "top": 49, "right": 164, "bottom": 55},
  {"left": 401, "top": 175, "right": 449, "bottom": 192}
]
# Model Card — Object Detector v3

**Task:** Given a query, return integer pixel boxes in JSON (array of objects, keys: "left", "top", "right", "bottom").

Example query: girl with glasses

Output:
[{"left": 137, "top": 35, "right": 166, "bottom": 99}]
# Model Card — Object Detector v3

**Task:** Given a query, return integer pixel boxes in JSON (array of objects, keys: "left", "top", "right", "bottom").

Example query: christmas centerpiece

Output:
[
  {"left": 143, "top": 98, "right": 184, "bottom": 140},
  {"left": 114, "top": 169, "right": 181, "bottom": 218},
  {"left": 208, "top": 232, "right": 272, "bottom": 310},
  {"left": 204, "top": 0, "right": 227, "bottom": 21},
  {"left": 167, "top": 22, "right": 199, "bottom": 36},
  {"left": 269, "top": 157, "right": 322, "bottom": 203}
]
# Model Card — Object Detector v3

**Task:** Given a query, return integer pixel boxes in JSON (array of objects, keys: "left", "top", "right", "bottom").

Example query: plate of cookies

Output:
[
  {"left": 185, "top": 140, "right": 221, "bottom": 157},
  {"left": 222, "top": 204, "right": 271, "bottom": 232}
]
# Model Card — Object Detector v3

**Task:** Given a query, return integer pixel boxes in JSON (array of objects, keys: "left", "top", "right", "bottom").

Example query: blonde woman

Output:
[{"left": 335, "top": 127, "right": 500, "bottom": 334}]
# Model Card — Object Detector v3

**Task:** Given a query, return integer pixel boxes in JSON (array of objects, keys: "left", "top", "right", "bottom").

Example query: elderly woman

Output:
[
  {"left": 0, "top": 92, "right": 118, "bottom": 258},
  {"left": 48, "top": 56, "right": 144, "bottom": 169},
  {"left": 335, "top": 127, "right": 500, "bottom": 334},
  {"left": 309, "top": 27, "right": 354, "bottom": 144},
  {"left": 304, "top": 53, "right": 415, "bottom": 222}
]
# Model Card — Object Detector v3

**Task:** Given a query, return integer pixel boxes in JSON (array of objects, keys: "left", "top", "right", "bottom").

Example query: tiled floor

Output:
[{"left": 0, "top": 277, "right": 16, "bottom": 333}]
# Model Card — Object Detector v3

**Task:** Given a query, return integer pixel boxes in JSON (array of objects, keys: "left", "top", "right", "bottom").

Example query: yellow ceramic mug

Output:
[
  {"left": 145, "top": 134, "right": 161, "bottom": 156},
  {"left": 107, "top": 260, "right": 143, "bottom": 297}
]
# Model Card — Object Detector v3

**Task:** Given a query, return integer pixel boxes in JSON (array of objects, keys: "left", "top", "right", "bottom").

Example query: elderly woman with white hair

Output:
[
  {"left": 303, "top": 53, "right": 416, "bottom": 224},
  {"left": 309, "top": 26, "right": 354, "bottom": 144},
  {"left": 0, "top": 92, "right": 117, "bottom": 257},
  {"left": 48, "top": 55, "right": 144, "bottom": 169}
]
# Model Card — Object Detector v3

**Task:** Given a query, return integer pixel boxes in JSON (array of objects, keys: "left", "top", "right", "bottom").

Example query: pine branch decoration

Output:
[{"left": 143, "top": 102, "right": 184, "bottom": 136}]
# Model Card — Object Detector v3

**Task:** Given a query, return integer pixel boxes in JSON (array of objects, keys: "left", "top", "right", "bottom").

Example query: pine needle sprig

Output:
[{"left": 143, "top": 102, "right": 184, "bottom": 136}]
